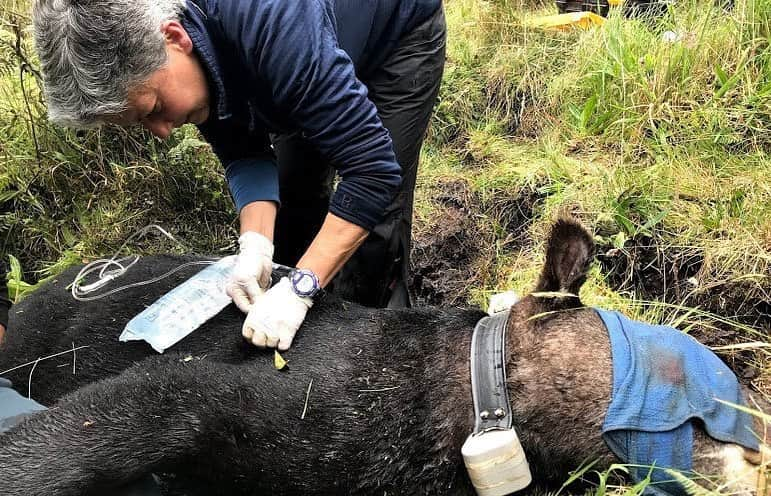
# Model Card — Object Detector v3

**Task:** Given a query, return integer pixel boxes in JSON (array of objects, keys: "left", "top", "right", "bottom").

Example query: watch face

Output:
[
  {"left": 295, "top": 274, "right": 315, "bottom": 294},
  {"left": 291, "top": 270, "right": 319, "bottom": 297}
]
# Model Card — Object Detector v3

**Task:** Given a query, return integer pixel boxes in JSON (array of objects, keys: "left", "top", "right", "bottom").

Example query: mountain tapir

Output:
[{"left": 0, "top": 219, "right": 766, "bottom": 495}]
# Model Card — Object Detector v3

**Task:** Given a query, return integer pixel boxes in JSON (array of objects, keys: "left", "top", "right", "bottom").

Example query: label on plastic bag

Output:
[{"left": 119, "top": 256, "right": 236, "bottom": 353}]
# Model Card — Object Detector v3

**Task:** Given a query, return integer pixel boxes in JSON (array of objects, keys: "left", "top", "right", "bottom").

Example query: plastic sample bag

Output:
[{"left": 119, "top": 256, "right": 236, "bottom": 353}]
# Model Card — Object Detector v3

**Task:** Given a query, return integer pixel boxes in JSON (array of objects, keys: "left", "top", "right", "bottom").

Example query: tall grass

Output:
[{"left": 422, "top": 0, "right": 770, "bottom": 329}]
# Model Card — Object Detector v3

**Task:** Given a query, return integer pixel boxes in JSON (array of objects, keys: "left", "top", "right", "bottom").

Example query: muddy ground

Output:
[{"left": 409, "top": 179, "right": 544, "bottom": 306}]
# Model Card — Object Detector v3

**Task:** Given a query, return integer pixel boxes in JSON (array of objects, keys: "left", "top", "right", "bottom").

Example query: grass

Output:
[
  {"left": 0, "top": 1, "right": 235, "bottom": 284},
  {"left": 0, "top": 0, "right": 769, "bottom": 492},
  {"left": 419, "top": 0, "right": 771, "bottom": 336}
]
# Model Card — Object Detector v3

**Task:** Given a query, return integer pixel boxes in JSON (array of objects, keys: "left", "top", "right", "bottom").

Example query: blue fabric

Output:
[
  {"left": 0, "top": 378, "right": 46, "bottom": 433},
  {"left": 603, "top": 423, "right": 695, "bottom": 495},
  {"left": 183, "top": 0, "right": 440, "bottom": 227},
  {"left": 597, "top": 309, "right": 760, "bottom": 495},
  {"left": 225, "top": 158, "right": 280, "bottom": 211}
]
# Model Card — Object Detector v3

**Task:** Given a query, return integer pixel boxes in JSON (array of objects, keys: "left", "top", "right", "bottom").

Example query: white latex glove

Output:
[
  {"left": 242, "top": 277, "right": 313, "bottom": 351},
  {"left": 226, "top": 232, "right": 274, "bottom": 313}
]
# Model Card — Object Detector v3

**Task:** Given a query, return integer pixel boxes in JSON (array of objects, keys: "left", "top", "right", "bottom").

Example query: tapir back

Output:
[
  {"left": 0, "top": 255, "right": 491, "bottom": 495},
  {"left": 1, "top": 256, "right": 254, "bottom": 404}
]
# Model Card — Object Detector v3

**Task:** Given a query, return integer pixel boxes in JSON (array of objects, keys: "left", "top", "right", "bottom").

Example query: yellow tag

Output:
[
  {"left": 274, "top": 350, "right": 287, "bottom": 370},
  {"left": 529, "top": 12, "right": 606, "bottom": 31}
]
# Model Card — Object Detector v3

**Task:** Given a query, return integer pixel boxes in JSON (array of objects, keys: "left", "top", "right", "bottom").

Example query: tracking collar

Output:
[
  {"left": 470, "top": 310, "right": 513, "bottom": 431},
  {"left": 462, "top": 310, "right": 532, "bottom": 495}
]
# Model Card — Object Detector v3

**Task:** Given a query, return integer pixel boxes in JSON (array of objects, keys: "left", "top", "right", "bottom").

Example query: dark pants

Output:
[
  {"left": 272, "top": 7, "right": 447, "bottom": 308},
  {"left": 0, "top": 379, "right": 161, "bottom": 496}
]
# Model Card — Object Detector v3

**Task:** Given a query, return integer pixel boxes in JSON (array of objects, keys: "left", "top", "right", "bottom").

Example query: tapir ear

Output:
[{"left": 534, "top": 218, "right": 594, "bottom": 296}]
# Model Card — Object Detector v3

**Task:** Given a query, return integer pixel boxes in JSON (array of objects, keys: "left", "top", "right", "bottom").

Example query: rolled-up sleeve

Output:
[
  {"left": 198, "top": 118, "right": 279, "bottom": 212},
  {"left": 224, "top": 158, "right": 279, "bottom": 212},
  {"left": 220, "top": 0, "right": 402, "bottom": 230}
]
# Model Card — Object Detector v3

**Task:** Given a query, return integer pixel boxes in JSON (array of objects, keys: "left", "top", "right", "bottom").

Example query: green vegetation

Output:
[
  {"left": 0, "top": 0, "right": 768, "bottom": 491},
  {"left": 418, "top": 0, "right": 771, "bottom": 347},
  {"left": 0, "top": 0, "right": 235, "bottom": 286}
]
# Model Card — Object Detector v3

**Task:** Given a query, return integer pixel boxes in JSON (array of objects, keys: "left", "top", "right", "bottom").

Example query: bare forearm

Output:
[
  {"left": 239, "top": 201, "right": 278, "bottom": 240},
  {"left": 297, "top": 214, "right": 369, "bottom": 287}
]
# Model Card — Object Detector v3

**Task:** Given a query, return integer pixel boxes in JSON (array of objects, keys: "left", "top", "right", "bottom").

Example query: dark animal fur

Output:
[{"left": 0, "top": 219, "right": 762, "bottom": 495}]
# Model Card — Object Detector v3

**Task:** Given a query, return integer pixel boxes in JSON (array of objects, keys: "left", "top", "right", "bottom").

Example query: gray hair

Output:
[{"left": 33, "top": 0, "right": 187, "bottom": 127}]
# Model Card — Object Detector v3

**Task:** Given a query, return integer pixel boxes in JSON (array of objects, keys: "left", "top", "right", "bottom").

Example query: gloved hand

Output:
[
  {"left": 226, "top": 232, "right": 274, "bottom": 313},
  {"left": 242, "top": 277, "right": 312, "bottom": 351}
]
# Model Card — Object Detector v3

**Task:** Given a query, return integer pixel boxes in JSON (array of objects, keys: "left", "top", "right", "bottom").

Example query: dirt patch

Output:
[
  {"left": 410, "top": 181, "right": 482, "bottom": 307},
  {"left": 597, "top": 235, "right": 770, "bottom": 334},
  {"left": 597, "top": 235, "right": 704, "bottom": 302},
  {"left": 409, "top": 180, "right": 544, "bottom": 306},
  {"left": 410, "top": 204, "right": 481, "bottom": 307}
]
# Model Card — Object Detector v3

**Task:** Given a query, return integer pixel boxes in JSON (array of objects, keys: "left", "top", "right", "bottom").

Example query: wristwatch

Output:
[{"left": 289, "top": 269, "right": 322, "bottom": 299}]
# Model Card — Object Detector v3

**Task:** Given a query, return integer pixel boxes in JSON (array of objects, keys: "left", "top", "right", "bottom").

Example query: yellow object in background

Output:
[
  {"left": 530, "top": 12, "right": 606, "bottom": 31},
  {"left": 608, "top": 0, "right": 622, "bottom": 5}
]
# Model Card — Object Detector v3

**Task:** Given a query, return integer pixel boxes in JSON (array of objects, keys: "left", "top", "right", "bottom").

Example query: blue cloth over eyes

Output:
[{"left": 596, "top": 309, "right": 760, "bottom": 496}]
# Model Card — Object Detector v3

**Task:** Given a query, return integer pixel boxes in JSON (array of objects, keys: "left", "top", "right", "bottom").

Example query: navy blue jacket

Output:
[{"left": 183, "top": 0, "right": 441, "bottom": 230}]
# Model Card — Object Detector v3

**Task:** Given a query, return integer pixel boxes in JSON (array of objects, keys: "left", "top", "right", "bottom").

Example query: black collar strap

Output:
[{"left": 469, "top": 310, "right": 512, "bottom": 433}]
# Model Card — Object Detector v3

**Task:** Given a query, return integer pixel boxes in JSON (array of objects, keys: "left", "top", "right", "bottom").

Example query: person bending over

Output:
[{"left": 32, "top": 0, "right": 446, "bottom": 351}]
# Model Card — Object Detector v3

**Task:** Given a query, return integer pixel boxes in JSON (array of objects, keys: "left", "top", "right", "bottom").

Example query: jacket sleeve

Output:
[
  {"left": 197, "top": 116, "right": 280, "bottom": 213},
  {"left": 0, "top": 259, "right": 10, "bottom": 329},
  {"left": 218, "top": 0, "right": 402, "bottom": 230}
]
